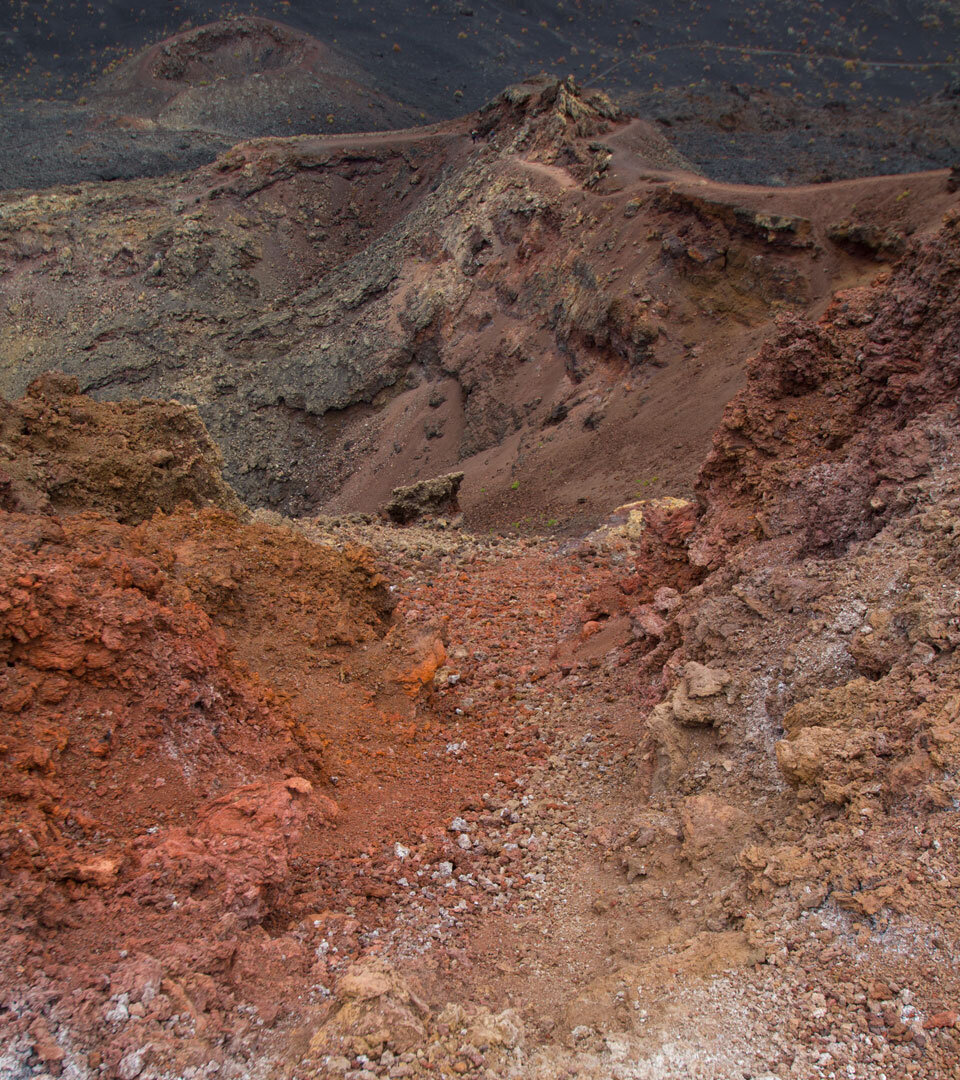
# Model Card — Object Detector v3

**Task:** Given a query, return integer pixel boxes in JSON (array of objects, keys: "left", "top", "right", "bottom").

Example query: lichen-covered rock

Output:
[{"left": 384, "top": 471, "right": 464, "bottom": 524}]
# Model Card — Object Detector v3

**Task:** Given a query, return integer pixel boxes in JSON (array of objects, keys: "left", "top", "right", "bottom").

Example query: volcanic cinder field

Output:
[
  {"left": 1, "top": 0, "right": 959, "bottom": 190},
  {"left": 0, "top": 5, "right": 959, "bottom": 1080}
]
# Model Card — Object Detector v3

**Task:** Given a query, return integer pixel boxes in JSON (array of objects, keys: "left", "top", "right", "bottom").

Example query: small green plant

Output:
[
  {"left": 546, "top": 518, "right": 559, "bottom": 527},
  {"left": 510, "top": 479, "right": 520, "bottom": 490}
]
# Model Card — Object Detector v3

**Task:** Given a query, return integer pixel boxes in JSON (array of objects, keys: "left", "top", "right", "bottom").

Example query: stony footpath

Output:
[{"left": 296, "top": 514, "right": 960, "bottom": 1080}]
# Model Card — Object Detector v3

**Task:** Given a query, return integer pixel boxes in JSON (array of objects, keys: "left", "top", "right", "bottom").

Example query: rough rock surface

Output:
[
  {"left": 0, "top": 388, "right": 497, "bottom": 1079},
  {"left": 0, "top": 373, "right": 242, "bottom": 522}
]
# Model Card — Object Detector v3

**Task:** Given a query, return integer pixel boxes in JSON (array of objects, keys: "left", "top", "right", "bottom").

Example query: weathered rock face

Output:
[
  {"left": 694, "top": 208, "right": 960, "bottom": 565},
  {"left": 307, "top": 958, "right": 430, "bottom": 1061},
  {"left": 384, "top": 471, "right": 463, "bottom": 524},
  {"left": 826, "top": 219, "right": 906, "bottom": 258},
  {"left": 630, "top": 209, "right": 960, "bottom": 954}
]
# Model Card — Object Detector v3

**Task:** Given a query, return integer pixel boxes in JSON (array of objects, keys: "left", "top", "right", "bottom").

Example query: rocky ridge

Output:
[{"left": 2, "top": 77, "right": 955, "bottom": 531}]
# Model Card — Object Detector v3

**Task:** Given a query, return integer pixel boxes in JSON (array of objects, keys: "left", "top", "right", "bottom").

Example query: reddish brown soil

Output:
[
  {"left": 0, "top": 373, "right": 242, "bottom": 522},
  {"left": 319, "top": 121, "right": 959, "bottom": 537}
]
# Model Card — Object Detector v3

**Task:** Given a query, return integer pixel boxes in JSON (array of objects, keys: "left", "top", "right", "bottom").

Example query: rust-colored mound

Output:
[
  {"left": 147, "top": 18, "right": 329, "bottom": 83},
  {"left": 0, "top": 501, "right": 395, "bottom": 1071},
  {"left": 0, "top": 373, "right": 242, "bottom": 523}
]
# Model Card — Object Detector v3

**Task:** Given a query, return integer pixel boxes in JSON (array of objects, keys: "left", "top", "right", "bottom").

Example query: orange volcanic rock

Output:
[{"left": 396, "top": 636, "right": 448, "bottom": 697}]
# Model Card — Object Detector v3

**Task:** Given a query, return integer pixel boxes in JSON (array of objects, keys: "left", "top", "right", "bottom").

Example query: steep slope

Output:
[
  {"left": 1, "top": 78, "right": 955, "bottom": 532},
  {"left": 640, "top": 206, "right": 960, "bottom": 937},
  {"left": 543, "top": 205, "right": 960, "bottom": 1075}
]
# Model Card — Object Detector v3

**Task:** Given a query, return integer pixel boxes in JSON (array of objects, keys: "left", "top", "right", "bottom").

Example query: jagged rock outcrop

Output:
[
  {"left": 629, "top": 210, "right": 960, "bottom": 958},
  {"left": 826, "top": 219, "right": 906, "bottom": 258}
]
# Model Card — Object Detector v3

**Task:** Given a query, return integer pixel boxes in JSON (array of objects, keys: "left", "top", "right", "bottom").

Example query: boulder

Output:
[{"left": 383, "top": 472, "right": 464, "bottom": 524}]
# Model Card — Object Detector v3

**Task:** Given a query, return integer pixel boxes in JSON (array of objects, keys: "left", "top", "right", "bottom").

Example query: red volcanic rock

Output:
[
  {"left": 128, "top": 779, "right": 336, "bottom": 923},
  {"left": 0, "top": 484, "right": 405, "bottom": 1070},
  {"left": 691, "top": 212, "right": 960, "bottom": 568},
  {"left": 639, "top": 496, "right": 699, "bottom": 547},
  {"left": 924, "top": 1011, "right": 959, "bottom": 1030},
  {"left": 0, "top": 386, "right": 530, "bottom": 1076}
]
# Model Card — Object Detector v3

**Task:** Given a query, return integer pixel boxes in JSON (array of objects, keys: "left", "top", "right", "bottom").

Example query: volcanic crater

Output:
[{"left": 1, "top": 12, "right": 960, "bottom": 1080}]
